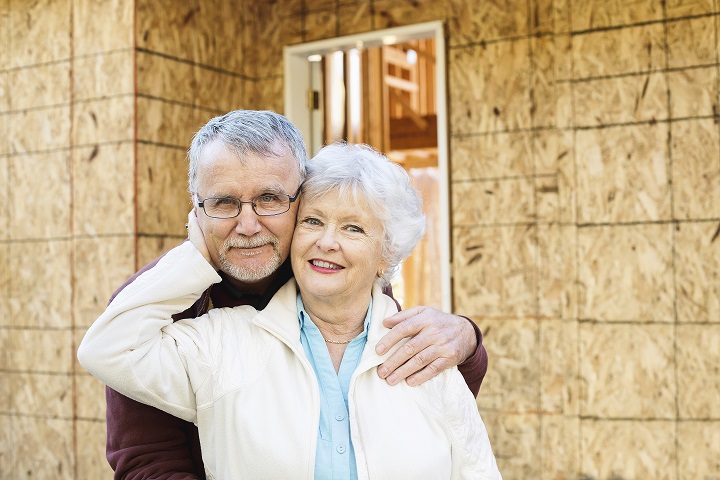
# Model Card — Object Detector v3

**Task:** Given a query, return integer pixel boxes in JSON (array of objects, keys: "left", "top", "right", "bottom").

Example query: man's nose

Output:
[{"left": 233, "top": 204, "right": 262, "bottom": 235}]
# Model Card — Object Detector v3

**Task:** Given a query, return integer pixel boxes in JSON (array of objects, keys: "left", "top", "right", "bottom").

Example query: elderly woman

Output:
[{"left": 78, "top": 143, "right": 501, "bottom": 479}]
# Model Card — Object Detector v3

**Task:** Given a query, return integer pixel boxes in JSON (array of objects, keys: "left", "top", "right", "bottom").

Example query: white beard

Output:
[{"left": 218, "top": 235, "right": 282, "bottom": 282}]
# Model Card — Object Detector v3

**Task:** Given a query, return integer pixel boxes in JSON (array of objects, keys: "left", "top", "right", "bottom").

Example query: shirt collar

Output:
[
  {"left": 213, "top": 259, "right": 294, "bottom": 310},
  {"left": 297, "top": 293, "right": 372, "bottom": 340}
]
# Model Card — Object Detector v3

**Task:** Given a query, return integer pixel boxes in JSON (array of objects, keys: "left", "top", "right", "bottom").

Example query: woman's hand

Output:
[{"left": 187, "top": 210, "right": 217, "bottom": 269}]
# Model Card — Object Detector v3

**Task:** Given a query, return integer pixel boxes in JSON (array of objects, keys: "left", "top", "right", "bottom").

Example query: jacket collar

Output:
[
  {"left": 357, "top": 285, "right": 403, "bottom": 374},
  {"left": 252, "top": 279, "right": 401, "bottom": 374}
]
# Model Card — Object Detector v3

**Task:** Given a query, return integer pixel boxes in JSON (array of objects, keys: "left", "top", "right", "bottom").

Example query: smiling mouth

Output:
[{"left": 310, "top": 259, "right": 343, "bottom": 270}]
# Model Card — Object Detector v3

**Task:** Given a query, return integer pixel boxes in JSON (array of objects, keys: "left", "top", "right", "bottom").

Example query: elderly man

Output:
[{"left": 104, "top": 110, "right": 488, "bottom": 479}]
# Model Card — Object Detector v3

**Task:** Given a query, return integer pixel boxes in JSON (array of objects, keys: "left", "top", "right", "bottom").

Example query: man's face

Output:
[{"left": 194, "top": 139, "right": 302, "bottom": 292}]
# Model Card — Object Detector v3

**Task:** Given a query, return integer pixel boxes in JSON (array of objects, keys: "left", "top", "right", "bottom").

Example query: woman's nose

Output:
[{"left": 316, "top": 227, "right": 339, "bottom": 250}]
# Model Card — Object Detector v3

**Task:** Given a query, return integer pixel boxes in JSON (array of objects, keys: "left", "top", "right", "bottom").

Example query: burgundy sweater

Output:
[{"left": 104, "top": 252, "right": 488, "bottom": 479}]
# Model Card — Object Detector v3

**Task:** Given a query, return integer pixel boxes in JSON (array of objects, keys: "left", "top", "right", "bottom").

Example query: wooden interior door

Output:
[{"left": 320, "top": 39, "right": 442, "bottom": 309}]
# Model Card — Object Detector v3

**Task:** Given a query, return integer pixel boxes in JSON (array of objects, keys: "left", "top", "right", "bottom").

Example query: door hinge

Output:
[{"left": 307, "top": 89, "right": 320, "bottom": 110}]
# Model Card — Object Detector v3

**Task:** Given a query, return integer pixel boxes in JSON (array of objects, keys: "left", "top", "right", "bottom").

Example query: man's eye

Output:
[
  {"left": 214, "top": 198, "right": 237, "bottom": 206},
  {"left": 256, "top": 194, "right": 279, "bottom": 204}
]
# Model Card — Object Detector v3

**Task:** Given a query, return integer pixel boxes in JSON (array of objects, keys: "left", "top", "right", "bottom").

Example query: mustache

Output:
[{"left": 224, "top": 235, "right": 279, "bottom": 249}]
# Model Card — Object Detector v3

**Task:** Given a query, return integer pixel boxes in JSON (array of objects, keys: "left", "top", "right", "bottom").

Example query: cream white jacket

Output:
[{"left": 78, "top": 242, "right": 502, "bottom": 480}]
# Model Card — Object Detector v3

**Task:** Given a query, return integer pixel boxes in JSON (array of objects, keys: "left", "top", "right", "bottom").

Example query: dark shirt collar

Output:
[{"left": 211, "top": 259, "right": 294, "bottom": 311}]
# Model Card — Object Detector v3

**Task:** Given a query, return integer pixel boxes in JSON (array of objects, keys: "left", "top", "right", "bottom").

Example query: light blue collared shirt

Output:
[{"left": 297, "top": 294, "right": 371, "bottom": 480}]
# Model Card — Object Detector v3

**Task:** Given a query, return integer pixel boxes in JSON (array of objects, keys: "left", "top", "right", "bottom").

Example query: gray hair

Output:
[
  {"left": 188, "top": 110, "right": 308, "bottom": 193},
  {"left": 302, "top": 143, "right": 426, "bottom": 286}
]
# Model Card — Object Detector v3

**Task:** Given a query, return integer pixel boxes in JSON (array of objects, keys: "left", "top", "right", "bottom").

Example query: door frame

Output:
[{"left": 284, "top": 21, "right": 452, "bottom": 311}]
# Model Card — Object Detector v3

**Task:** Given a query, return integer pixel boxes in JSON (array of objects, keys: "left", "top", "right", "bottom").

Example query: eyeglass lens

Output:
[{"left": 202, "top": 195, "right": 290, "bottom": 218}]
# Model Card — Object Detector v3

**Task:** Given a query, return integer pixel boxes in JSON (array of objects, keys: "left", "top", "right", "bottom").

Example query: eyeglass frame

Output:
[{"left": 196, "top": 185, "right": 302, "bottom": 218}]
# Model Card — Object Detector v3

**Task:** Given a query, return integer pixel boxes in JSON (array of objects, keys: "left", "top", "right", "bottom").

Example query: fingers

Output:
[
  {"left": 379, "top": 343, "right": 453, "bottom": 387},
  {"left": 375, "top": 308, "right": 477, "bottom": 387},
  {"left": 376, "top": 306, "right": 426, "bottom": 354},
  {"left": 405, "top": 356, "right": 454, "bottom": 387},
  {"left": 380, "top": 306, "right": 424, "bottom": 329},
  {"left": 376, "top": 318, "right": 447, "bottom": 383},
  {"left": 376, "top": 335, "right": 426, "bottom": 380}
]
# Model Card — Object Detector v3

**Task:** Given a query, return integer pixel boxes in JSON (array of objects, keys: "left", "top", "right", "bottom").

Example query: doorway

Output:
[{"left": 284, "top": 21, "right": 451, "bottom": 311}]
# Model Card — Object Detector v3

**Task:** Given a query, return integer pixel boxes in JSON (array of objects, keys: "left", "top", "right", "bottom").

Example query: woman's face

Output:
[{"left": 291, "top": 189, "right": 387, "bottom": 303}]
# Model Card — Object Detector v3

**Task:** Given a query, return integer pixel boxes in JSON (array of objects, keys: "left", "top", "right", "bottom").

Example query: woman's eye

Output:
[
  {"left": 346, "top": 225, "right": 364, "bottom": 233},
  {"left": 302, "top": 217, "right": 321, "bottom": 226}
]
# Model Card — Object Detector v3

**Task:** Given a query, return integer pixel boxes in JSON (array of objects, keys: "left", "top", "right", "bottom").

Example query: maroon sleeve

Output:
[
  {"left": 106, "top": 387, "right": 203, "bottom": 480},
  {"left": 456, "top": 318, "right": 488, "bottom": 398},
  {"left": 103, "top": 247, "right": 205, "bottom": 479}
]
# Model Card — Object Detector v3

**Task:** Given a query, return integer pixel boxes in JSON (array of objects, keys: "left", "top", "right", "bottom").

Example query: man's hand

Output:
[{"left": 375, "top": 306, "right": 478, "bottom": 386}]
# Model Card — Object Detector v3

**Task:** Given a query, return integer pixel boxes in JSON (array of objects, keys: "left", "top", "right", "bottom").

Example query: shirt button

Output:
[
  {"left": 336, "top": 445, "right": 346, "bottom": 454},
  {"left": 335, "top": 414, "right": 344, "bottom": 421}
]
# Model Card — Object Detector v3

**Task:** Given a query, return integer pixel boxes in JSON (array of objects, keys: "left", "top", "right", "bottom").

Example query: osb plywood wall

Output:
[
  {"left": 0, "top": 0, "right": 718, "bottom": 479},
  {"left": 0, "top": 0, "right": 132, "bottom": 477},
  {"left": 0, "top": 0, "right": 251, "bottom": 477}
]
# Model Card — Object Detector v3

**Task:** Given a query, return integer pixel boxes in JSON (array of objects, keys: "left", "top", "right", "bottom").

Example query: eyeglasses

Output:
[{"left": 197, "top": 186, "right": 302, "bottom": 218}]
